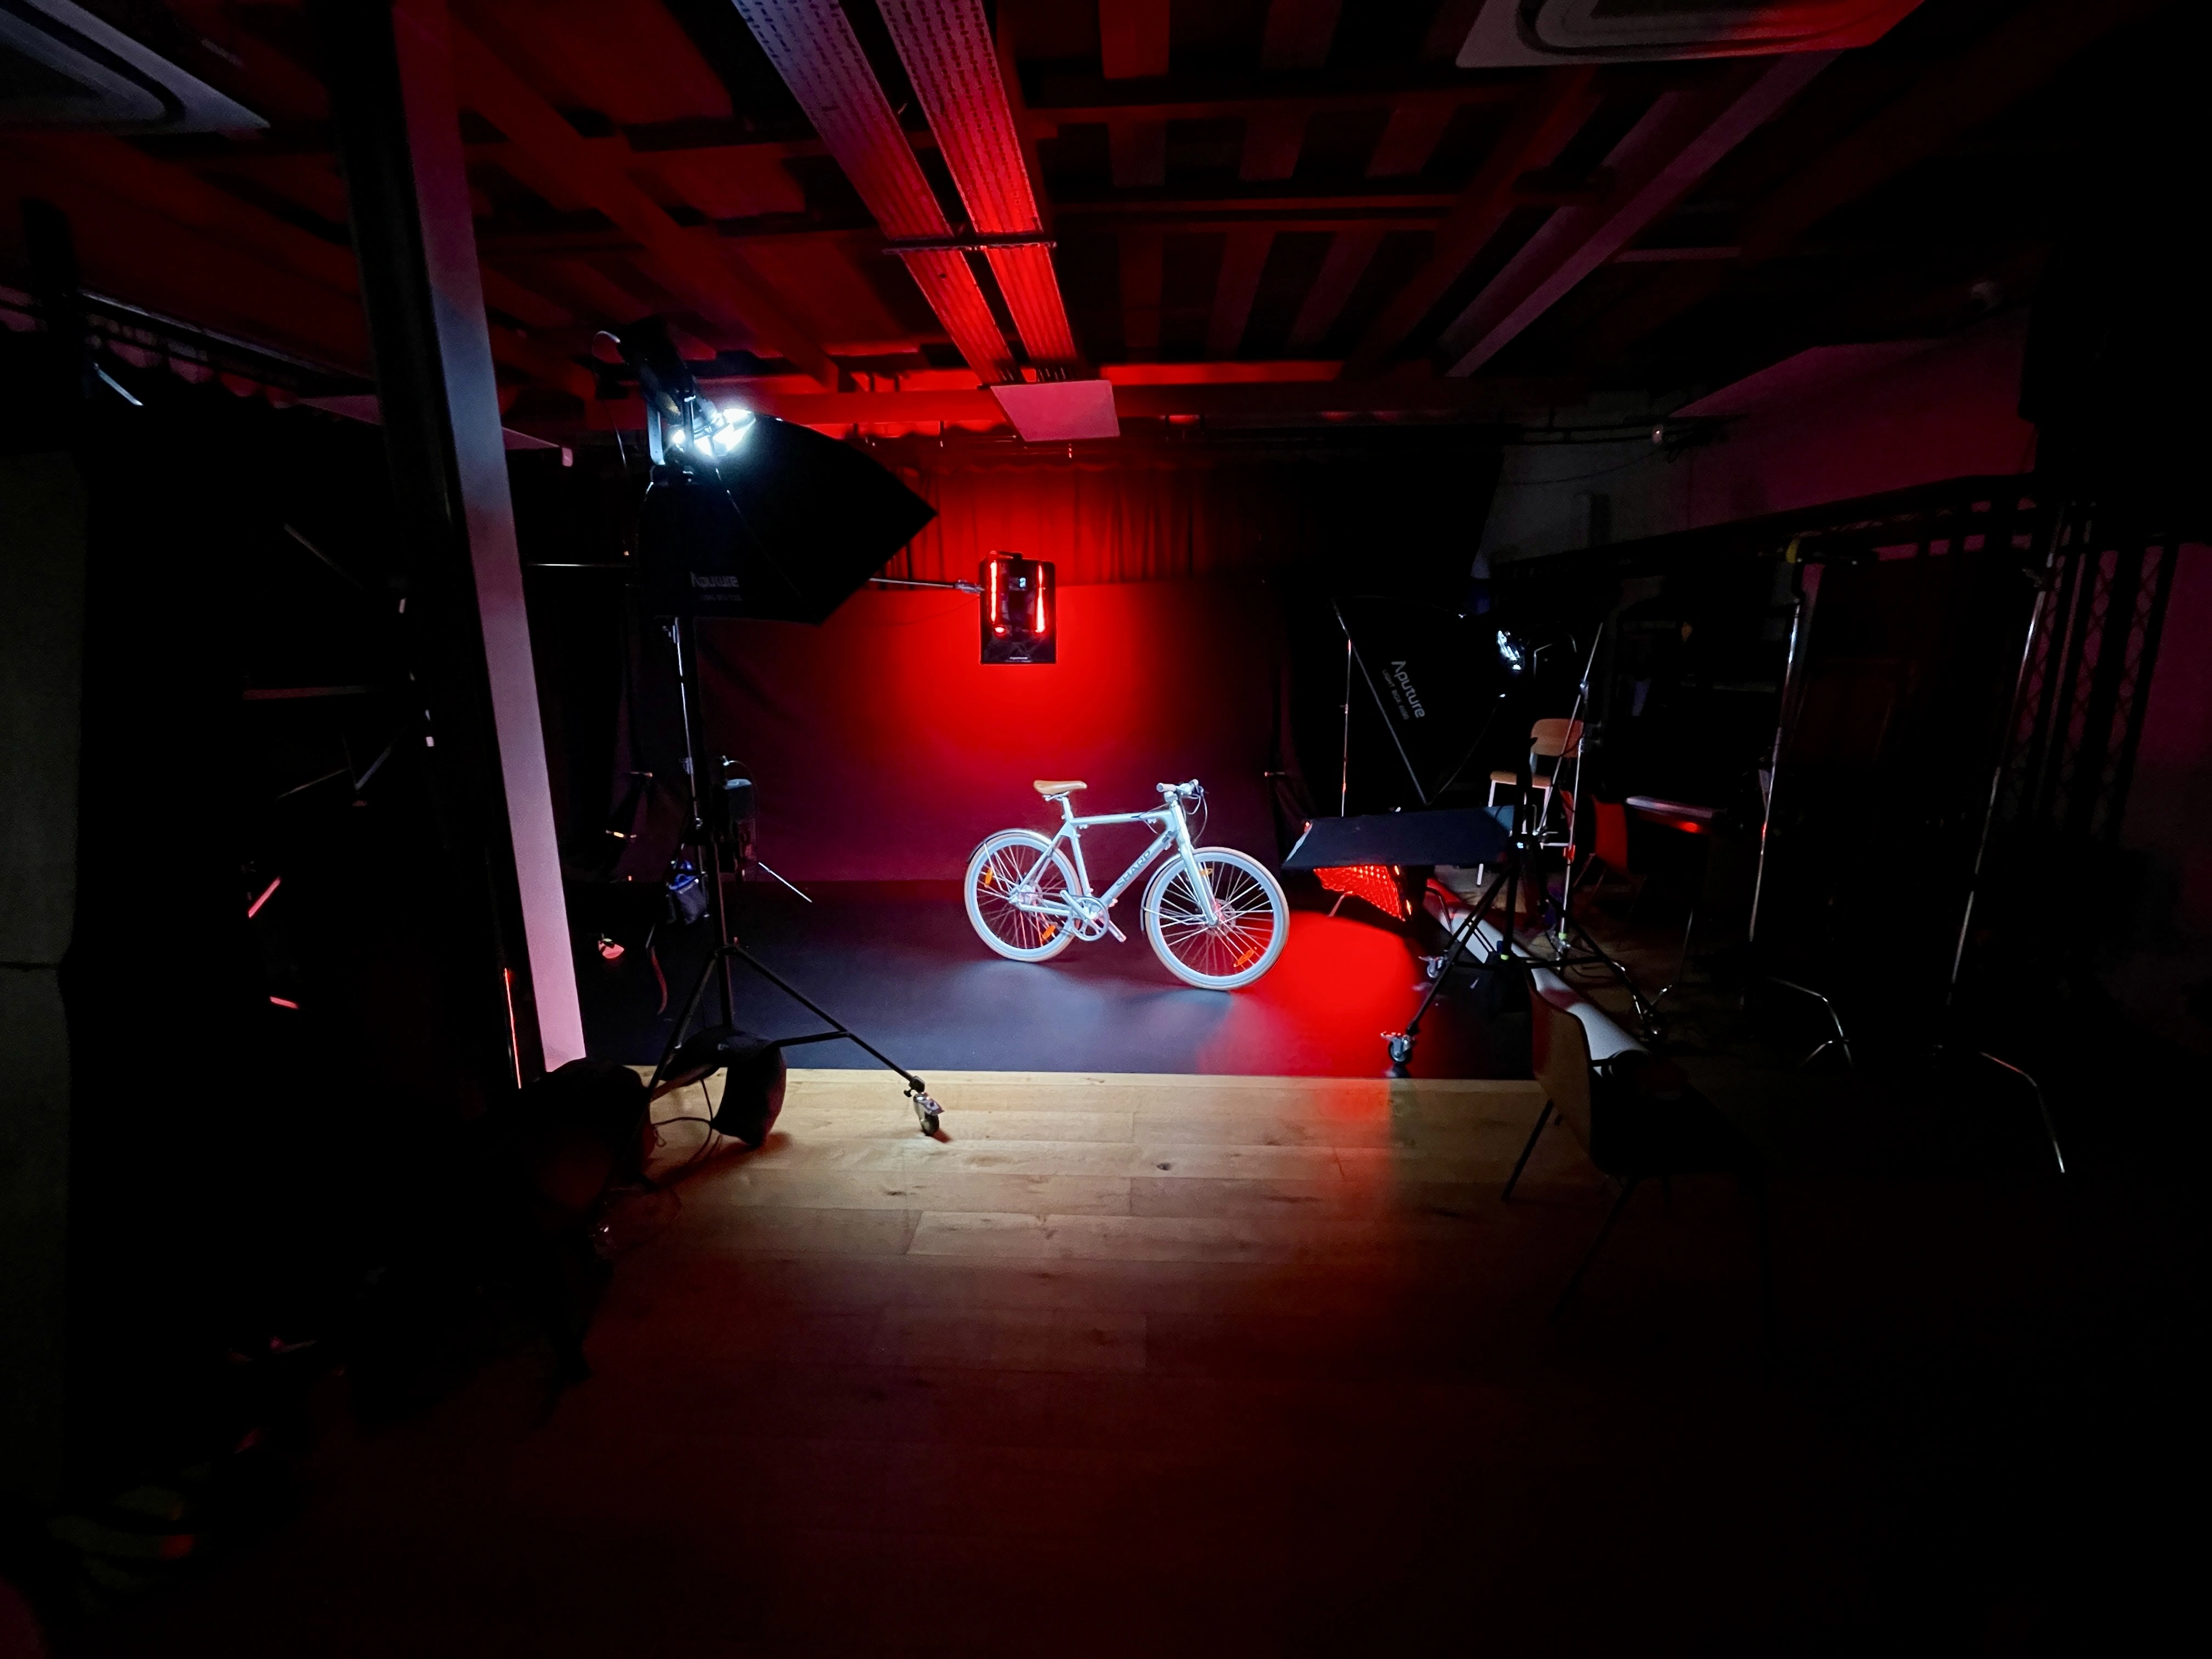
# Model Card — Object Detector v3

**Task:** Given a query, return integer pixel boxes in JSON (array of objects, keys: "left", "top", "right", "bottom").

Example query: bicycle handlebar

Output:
[{"left": 1156, "top": 780, "right": 1203, "bottom": 799}]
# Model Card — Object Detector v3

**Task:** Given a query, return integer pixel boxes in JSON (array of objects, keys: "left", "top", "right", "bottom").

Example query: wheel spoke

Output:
[
  {"left": 1150, "top": 854, "right": 1282, "bottom": 983},
  {"left": 972, "top": 838, "right": 1078, "bottom": 955}
]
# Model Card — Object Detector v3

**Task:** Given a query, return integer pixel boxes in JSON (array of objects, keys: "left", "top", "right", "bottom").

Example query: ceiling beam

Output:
[
  {"left": 1120, "top": 229, "right": 1164, "bottom": 358},
  {"left": 729, "top": 0, "right": 1017, "bottom": 381},
  {"left": 1099, "top": 0, "right": 1171, "bottom": 81},
  {"left": 1108, "top": 118, "right": 1170, "bottom": 188},
  {"left": 1286, "top": 228, "right": 1382, "bottom": 353},
  {"left": 1569, "top": 0, "right": 2172, "bottom": 366},
  {"left": 0, "top": 139, "right": 366, "bottom": 373},
  {"left": 1058, "top": 187, "right": 1459, "bottom": 216},
  {"left": 1440, "top": 52, "right": 1833, "bottom": 376},
  {"left": 1207, "top": 228, "right": 1274, "bottom": 358},
  {"left": 580, "top": 372, "right": 1576, "bottom": 427},
  {"left": 1420, "top": 0, "right": 1487, "bottom": 63},
  {"left": 1366, "top": 95, "right": 1458, "bottom": 178},
  {"left": 1032, "top": 82, "right": 1515, "bottom": 132},
  {"left": 1261, "top": 0, "right": 1342, "bottom": 74},
  {"left": 446, "top": 16, "right": 838, "bottom": 386},
  {"left": 1240, "top": 108, "right": 1308, "bottom": 182},
  {"left": 2, "top": 131, "right": 590, "bottom": 398},
  {"left": 1343, "top": 68, "right": 1597, "bottom": 376},
  {"left": 1029, "top": 64, "right": 1532, "bottom": 115}
]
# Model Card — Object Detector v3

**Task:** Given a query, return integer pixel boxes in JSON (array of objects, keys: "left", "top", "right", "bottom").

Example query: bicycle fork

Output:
[{"left": 1167, "top": 802, "right": 1222, "bottom": 923}]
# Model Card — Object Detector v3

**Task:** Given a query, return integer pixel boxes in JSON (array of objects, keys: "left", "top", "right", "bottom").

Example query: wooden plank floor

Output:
[{"left": 75, "top": 1071, "right": 1858, "bottom": 1656}]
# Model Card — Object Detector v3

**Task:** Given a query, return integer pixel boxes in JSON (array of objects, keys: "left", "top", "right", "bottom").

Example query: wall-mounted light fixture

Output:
[{"left": 980, "top": 552, "right": 1055, "bottom": 664}]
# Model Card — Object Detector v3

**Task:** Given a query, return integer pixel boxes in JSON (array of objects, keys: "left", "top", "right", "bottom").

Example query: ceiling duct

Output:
[
  {"left": 1456, "top": 0, "right": 1921, "bottom": 65},
  {"left": 730, "top": 0, "right": 1018, "bottom": 382},
  {"left": 874, "top": 0, "right": 1081, "bottom": 370},
  {"left": 0, "top": 0, "right": 263, "bottom": 133}
]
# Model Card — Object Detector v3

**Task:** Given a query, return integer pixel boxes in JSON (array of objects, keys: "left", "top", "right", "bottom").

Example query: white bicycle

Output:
[{"left": 964, "top": 779, "right": 1290, "bottom": 991}]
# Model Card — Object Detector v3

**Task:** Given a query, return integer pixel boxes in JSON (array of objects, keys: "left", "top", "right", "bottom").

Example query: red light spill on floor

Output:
[
  {"left": 268, "top": 996, "right": 299, "bottom": 1010},
  {"left": 1193, "top": 911, "right": 1427, "bottom": 1087}
]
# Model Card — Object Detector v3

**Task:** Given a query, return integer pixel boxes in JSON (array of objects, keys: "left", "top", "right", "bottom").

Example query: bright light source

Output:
[{"left": 980, "top": 551, "right": 1055, "bottom": 664}]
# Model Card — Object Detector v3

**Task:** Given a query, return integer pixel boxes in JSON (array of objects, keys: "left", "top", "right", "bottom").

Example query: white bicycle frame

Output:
[{"left": 1022, "top": 783, "right": 1216, "bottom": 937}]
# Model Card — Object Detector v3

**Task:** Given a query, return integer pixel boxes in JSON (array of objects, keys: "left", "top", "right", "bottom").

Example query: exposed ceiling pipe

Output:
[
  {"left": 729, "top": 0, "right": 1018, "bottom": 381},
  {"left": 873, "top": 0, "right": 1081, "bottom": 370}
]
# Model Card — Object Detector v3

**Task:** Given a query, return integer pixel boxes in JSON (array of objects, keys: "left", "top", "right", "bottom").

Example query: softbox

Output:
[
  {"left": 1338, "top": 596, "right": 1511, "bottom": 799},
  {"left": 639, "top": 416, "right": 937, "bottom": 623}
]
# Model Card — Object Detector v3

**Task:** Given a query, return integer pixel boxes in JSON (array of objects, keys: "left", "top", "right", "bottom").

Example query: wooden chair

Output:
[
  {"left": 1486, "top": 718, "right": 1582, "bottom": 837},
  {"left": 1504, "top": 968, "right": 1772, "bottom": 1337},
  {"left": 1474, "top": 718, "right": 1583, "bottom": 885}
]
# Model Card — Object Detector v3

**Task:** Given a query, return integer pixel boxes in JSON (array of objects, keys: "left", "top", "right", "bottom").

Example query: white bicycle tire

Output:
[
  {"left": 964, "top": 830, "right": 1080, "bottom": 962},
  {"left": 1142, "top": 847, "right": 1290, "bottom": 991}
]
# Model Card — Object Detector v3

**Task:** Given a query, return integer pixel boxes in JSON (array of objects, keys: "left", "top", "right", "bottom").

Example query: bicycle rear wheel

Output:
[
  {"left": 964, "top": 831, "right": 1079, "bottom": 961},
  {"left": 1142, "top": 848, "right": 1289, "bottom": 990}
]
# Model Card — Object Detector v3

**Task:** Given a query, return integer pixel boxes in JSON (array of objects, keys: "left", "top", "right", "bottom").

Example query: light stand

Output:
[
  {"left": 1384, "top": 764, "right": 1533, "bottom": 1075},
  {"left": 1331, "top": 599, "right": 1430, "bottom": 806},
  {"left": 612, "top": 315, "right": 943, "bottom": 1144},
  {"left": 649, "top": 612, "right": 943, "bottom": 1141},
  {"left": 1536, "top": 628, "right": 1659, "bottom": 1036}
]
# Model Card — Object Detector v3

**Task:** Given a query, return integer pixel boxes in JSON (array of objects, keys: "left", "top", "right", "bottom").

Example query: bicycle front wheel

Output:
[
  {"left": 1142, "top": 848, "right": 1290, "bottom": 990},
  {"left": 964, "top": 830, "right": 1079, "bottom": 962}
]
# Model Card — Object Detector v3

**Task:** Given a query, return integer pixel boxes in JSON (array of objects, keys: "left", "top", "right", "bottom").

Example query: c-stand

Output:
[
  {"left": 1534, "top": 629, "right": 1659, "bottom": 1037},
  {"left": 647, "top": 613, "right": 942, "bottom": 1142},
  {"left": 1383, "top": 763, "right": 1535, "bottom": 1076}
]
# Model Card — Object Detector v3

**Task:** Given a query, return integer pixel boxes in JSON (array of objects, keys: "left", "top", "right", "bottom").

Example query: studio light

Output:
[
  {"left": 617, "top": 313, "right": 935, "bottom": 623},
  {"left": 980, "top": 551, "right": 1055, "bottom": 664}
]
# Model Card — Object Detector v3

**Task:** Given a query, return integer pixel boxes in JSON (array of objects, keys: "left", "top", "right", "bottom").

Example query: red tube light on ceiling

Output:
[{"left": 980, "top": 552, "right": 1055, "bottom": 664}]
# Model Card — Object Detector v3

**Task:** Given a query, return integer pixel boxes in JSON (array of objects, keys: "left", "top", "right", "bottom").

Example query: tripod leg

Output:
[
  {"left": 1562, "top": 913, "right": 1660, "bottom": 1038},
  {"left": 1554, "top": 1177, "right": 1640, "bottom": 1322},
  {"left": 729, "top": 946, "right": 927, "bottom": 1093},
  {"left": 1389, "top": 872, "right": 1504, "bottom": 1055},
  {"left": 1502, "top": 1100, "right": 1553, "bottom": 1201},
  {"left": 648, "top": 944, "right": 724, "bottom": 1096}
]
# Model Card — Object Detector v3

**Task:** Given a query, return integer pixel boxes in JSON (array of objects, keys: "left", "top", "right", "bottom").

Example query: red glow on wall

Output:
[{"left": 698, "top": 580, "right": 1280, "bottom": 882}]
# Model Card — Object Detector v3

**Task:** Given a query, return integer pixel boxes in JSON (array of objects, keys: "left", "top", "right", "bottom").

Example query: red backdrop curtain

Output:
[
  {"left": 658, "top": 439, "right": 1499, "bottom": 881},
  {"left": 697, "top": 580, "right": 1285, "bottom": 882},
  {"left": 879, "top": 453, "right": 1316, "bottom": 585}
]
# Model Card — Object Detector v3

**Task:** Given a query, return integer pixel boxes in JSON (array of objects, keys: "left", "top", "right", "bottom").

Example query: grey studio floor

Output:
[{"left": 578, "top": 880, "right": 1506, "bottom": 1079}]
